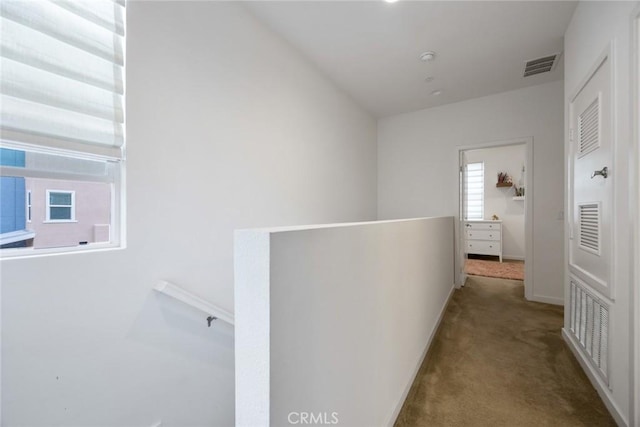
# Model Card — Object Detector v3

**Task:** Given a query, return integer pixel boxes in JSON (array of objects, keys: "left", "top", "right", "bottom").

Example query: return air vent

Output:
[
  {"left": 523, "top": 54, "right": 559, "bottom": 77},
  {"left": 579, "top": 203, "right": 600, "bottom": 254},
  {"left": 579, "top": 97, "right": 600, "bottom": 157},
  {"left": 569, "top": 279, "right": 609, "bottom": 382}
]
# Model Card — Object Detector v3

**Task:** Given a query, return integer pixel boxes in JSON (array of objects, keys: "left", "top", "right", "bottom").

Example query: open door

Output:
[{"left": 458, "top": 150, "right": 469, "bottom": 286}]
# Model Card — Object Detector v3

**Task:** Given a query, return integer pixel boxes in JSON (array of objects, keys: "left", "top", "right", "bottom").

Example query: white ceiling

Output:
[{"left": 245, "top": 1, "right": 578, "bottom": 118}]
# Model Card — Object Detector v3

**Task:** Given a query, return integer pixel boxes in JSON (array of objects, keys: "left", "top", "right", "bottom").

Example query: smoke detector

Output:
[{"left": 420, "top": 51, "right": 436, "bottom": 62}]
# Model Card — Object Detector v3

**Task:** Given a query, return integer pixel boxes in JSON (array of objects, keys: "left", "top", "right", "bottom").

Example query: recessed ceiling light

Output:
[
  {"left": 385, "top": 0, "right": 399, "bottom": 3},
  {"left": 420, "top": 51, "right": 436, "bottom": 62},
  {"left": 424, "top": 76, "right": 435, "bottom": 83},
  {"left": 431, "top": 90, "right": 443, "bottom": 96}
]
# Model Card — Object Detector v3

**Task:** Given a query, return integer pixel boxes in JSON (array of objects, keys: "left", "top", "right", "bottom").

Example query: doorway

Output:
[{"left": 457, "top": 138, "right": 533, "bottom": 300}]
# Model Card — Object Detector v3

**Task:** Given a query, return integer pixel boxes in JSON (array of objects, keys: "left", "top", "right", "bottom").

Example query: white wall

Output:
[
  {"left": 465, "top": 144, "right": 526, "bottom": 259},
  {"left": 235, "top": 217, "right": 454, "bottom": 427},
  {"left": 378, "top": 80, "right": 564, "bottom": 304},
  {"left": 563, "top": 2, "right": 639, "bottom": 425},
  {"left": 0, "top": 2, "right": 377, "bottom": 425}
]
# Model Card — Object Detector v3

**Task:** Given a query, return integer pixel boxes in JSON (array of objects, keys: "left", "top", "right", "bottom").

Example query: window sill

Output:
[
  {"left": 0, "top": 241, "right": 125, "bottom": 260},
  {"left": 43, "top": 220, "right": 78, "bottom": 224}
]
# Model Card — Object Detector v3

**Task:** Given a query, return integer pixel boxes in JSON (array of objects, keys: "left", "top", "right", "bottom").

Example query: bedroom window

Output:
[
  {"left": 465, "top": 162, "right": 484, "bottom": 220},
  {"left": 0, "top": 1, "right": 126, "bottom": 255}
]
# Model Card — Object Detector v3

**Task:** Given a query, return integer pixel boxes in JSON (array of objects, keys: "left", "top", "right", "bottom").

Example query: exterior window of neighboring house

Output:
[
  {"left": 465, "top": 162, "right": 484, "bottom": 220},
  {"left": 46, "top": 191, "right": 75, "bottom": 222},
  {"left": 0, "top": 2, "right": 126, "bottom": 255},
  {"left": 26, "top": 190, "right": 31, "bottom": 222}
]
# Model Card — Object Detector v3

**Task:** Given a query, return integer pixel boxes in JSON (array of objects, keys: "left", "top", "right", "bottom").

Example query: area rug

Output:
[{"left": 465, "top": 258, "right": 524, "bottom": 281}]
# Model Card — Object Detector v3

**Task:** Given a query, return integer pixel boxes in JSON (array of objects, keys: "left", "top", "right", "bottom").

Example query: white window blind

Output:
[
  {"left": 465, "top": 162, "right": 484, "bottom": 220},
  {"left": 0, "top": 0, "right": 125, "bottom": 159}
]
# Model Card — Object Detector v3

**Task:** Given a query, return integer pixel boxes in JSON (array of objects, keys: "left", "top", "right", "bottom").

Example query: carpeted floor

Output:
[
  {"left": 394, "top": 275, "right": 615, "bottom": 427},
  {"left": 465, "top": 258, "right": 524, "bottom": 281}
]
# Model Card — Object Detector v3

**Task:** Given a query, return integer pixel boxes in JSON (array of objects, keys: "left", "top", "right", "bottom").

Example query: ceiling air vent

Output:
[{"left": 523, "top": 54, "right": 559, "bottom": 77}]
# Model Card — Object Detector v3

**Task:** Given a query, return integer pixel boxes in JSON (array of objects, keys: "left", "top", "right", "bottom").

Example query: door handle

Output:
[{"left": 591, "top": 166, "right": 608, "bottom": 179}]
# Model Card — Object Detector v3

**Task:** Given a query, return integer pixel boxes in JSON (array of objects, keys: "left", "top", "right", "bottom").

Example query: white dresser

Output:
[{"left": 465, "top": 220, "right": 502, "bottom": 262}]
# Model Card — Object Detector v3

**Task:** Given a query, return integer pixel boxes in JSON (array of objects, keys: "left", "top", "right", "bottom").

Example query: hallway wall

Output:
[
  {"left": 0, "top": 2, "right": 377, "bottom": 425},
  {"left": 378, "top": 80, "right": 564, "bottom": 304},
  {"left": 235, "top": 217, "right": 454, "bottom": 426}
]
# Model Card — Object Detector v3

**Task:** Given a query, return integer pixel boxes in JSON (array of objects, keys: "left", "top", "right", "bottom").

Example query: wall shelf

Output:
[
  {"left": 496, "top": 182, "right": 512, "bottom": 188},
  {"left": 512, "top": 196, "right": 525, "bottom": 201},
  {"left": 154, "top": 280, "right": 235, "bottom": 325}
]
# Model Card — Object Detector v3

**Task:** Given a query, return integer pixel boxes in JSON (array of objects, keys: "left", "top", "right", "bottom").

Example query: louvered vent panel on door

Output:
[
  {"left": 569, "top": 279, "right": 609, "bottom": 381},
  {"left": 598, "top": 306, "right": 608, "bottom": 374},
  {"left": 579, "top": 203, "right": 600, "bottom": 254},
  {"left": 578, "top": 98, "right": 600, "bottom": 157},
  {"left": 570, "top": 283, "right": 576, "bottom": 331}
]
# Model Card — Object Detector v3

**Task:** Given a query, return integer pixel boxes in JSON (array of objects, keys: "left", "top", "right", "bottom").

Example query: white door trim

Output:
[
  {"left": 455, "top": 137, "right": 534, "bottom": 301},
  {"left": 631, "top": 6, "right": 640, "bottom": 426}
]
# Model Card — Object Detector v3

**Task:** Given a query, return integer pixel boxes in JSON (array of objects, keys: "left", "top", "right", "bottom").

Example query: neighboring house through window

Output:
[
  {"left": 0, "top": 148, "right": 34, "bottom": 248},
  {"left": 465, "top": 162, "right": 484, "bottom": 220}
]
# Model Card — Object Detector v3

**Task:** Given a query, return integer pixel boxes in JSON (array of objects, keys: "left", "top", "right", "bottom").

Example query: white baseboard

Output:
[
  {"left": 503, "top": 254, "right": 525, "bottom": 261},
  {"left": 562, "top": 329, "right": 628, "bottom": 427},
  {"left": 529, "top": 294, "right": 564, "bottom": 306},
  {"left": 386, "top": 284, "right": 456, "bottom": 427}
]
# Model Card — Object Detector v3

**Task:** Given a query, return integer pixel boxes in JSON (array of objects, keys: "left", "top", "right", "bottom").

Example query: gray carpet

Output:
[{"left": 394, "top": 275, "right": 615, "bottom": 427}]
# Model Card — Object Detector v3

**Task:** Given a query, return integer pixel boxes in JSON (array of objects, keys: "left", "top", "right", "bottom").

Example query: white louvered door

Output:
[
  {"left": 569, "top": 54, "right": 613, "bottom": 299},
  {"left": 568, "top": 52, "right": 613, "bottom": 383}
]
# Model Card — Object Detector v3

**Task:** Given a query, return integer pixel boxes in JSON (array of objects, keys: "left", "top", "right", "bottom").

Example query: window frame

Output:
[
  {"left": 26, "top": 189, "right": 32, "bottom": 223},
  {"left": 0, "top": 151, "right": 123, "bottom": 258},
  {"left": 45, "top": 189, "right": 76, "bottom": 223}
]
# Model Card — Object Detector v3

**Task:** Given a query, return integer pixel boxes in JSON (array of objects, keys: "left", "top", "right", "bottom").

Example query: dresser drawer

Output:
[
  {"left": 465, "top": 229, "right": 500, "bottom": 241},
  {"left": 466, "top": 222, "right": 501, "bottom": 230},
  {"left": 465, "top": 240, "right": 501, "bottom": 255}
]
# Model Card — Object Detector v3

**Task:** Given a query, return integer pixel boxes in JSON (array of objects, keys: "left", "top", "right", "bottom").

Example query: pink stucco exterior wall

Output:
[{"left": 25, "top": 178, "right": 111, "bottom": 249}]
